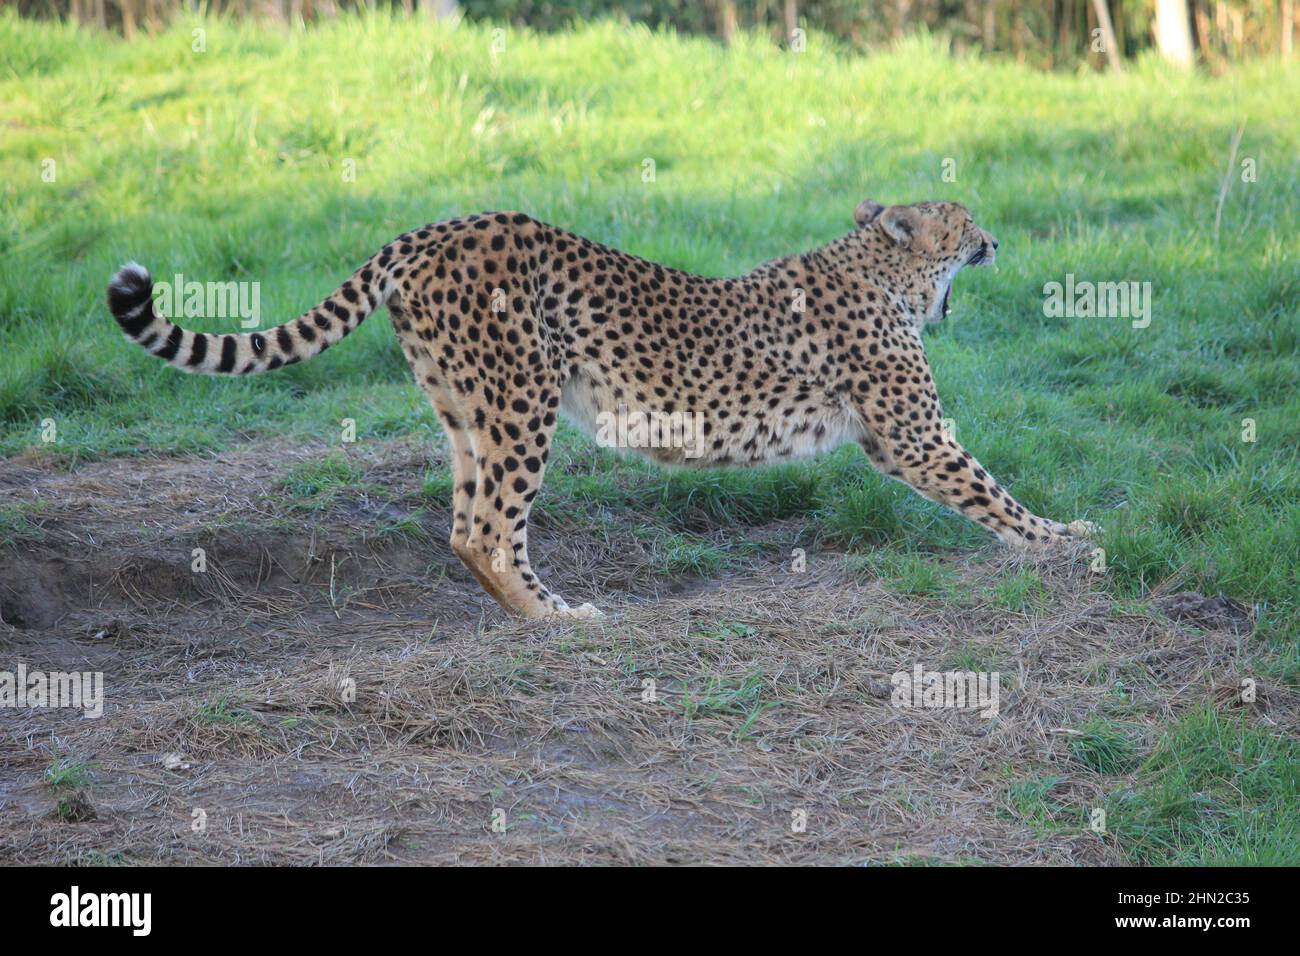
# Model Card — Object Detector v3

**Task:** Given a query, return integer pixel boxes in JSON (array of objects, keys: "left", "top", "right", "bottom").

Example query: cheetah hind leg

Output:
[
  {"left": 435, "top": 411, "right": 525, "bottom": 610},
  {"left": 458, "top": 416, "right": 603, "bottom": 621}
]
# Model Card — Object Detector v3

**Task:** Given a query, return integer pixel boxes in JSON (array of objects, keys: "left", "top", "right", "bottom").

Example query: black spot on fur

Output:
[
  {"left": 218, "top": 336, "right": 237, "bottom": 372},
  {"left": 155, "top": 325, "right": 184, "bottom": 361},
  {"left": 186, "top": 333, "right": 208, "bottom": 367}
]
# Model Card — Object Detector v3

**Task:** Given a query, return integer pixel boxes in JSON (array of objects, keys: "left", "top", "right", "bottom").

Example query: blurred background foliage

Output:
[{"left": 3, "top": 0, "right": 1295, "bottom": 70}]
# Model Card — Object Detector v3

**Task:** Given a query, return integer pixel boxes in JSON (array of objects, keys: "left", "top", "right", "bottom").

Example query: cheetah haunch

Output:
[{"left": 109, "top": 201, "right": 1094, "bottom": 619}]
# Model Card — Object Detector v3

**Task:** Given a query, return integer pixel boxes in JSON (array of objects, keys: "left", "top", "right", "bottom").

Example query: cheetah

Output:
[{"left": 108, "top": 200, "right": 1094, "bottom": 619}]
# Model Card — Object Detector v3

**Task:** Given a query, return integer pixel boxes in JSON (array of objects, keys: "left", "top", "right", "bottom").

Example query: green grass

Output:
[
  {"left": 1069, "top": 718, "right": 1145, "bottom": 775},
  {"left": 44, "top": 758, "right": 94, "bottom": 790},
  {"left": 692, "top": 620, "right": 757, "bottom": 641},
  {"left": 193, "top": 695, "right": 252, "bottom": 725},
  {"left": 2, "top": 12, "right": 1297, "bottom": 864},
  {"left": 1010, "top": 710, "right": 1300, "bottom": 865},
  {"left": 279, "top": 451, "right": 368, "bottom": 508},
  {"left": 674, "top": 670, "right": 775, "bottom": 735},
  {"left": 1108, "top": 708, "right": 1300, "bottom": 865},
  {"left": 988, "top": 568, "right": 1052, "bottom": 614},
  {"left": 847, "top": 550, "right": 960, "bottom": 600},
  {"left": 45, "top": 758, "right": 100, "bottom": 822},
  {"left": 0, "top": 501, "right": 48, "bottom": 545},
  {"left": 944, "top": 644, "right": 1001, "bottom": 673},
  {"left": 1007, "top": 775, "right": 1069, "bottom": 832},
  {"left": 639, "top": 529, "right": 733, "bottom": 576}
]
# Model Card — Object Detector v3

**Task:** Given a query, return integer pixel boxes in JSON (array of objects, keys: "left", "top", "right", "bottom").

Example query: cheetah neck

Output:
[{"left": 800, "top": 229, "right": 950, "bottom": 328}]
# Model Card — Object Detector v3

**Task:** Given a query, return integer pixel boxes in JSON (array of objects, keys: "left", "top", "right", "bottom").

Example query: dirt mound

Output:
[{"left": 1156, "top": 591, "right": 1254, "bottom": 632}]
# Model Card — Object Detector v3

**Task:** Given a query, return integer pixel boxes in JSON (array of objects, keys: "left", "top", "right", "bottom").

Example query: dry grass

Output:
[{"left": 0, "top": 439, "right": 1286, "bottom": 865}]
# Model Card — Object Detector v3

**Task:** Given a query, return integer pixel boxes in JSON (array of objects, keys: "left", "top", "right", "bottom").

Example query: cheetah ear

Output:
[
  {"left": 853, "top": 200, "right": 885, "bottom": 227},
  {"left": 879, "top": 205, "right": 921, "bottom": 245}
]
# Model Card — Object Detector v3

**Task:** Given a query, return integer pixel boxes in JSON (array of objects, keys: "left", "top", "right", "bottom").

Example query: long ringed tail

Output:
[{"left": 107, "top": 255, "right": 391, "bottom": 375}]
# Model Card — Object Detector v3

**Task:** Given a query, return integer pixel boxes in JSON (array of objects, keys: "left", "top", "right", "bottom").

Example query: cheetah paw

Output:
[
  {"left": 551, "top": 602, "right": 605, "bottom": 620},
  {"left": 1065, "top": 519, "right": 1101, "bottom": 538}
]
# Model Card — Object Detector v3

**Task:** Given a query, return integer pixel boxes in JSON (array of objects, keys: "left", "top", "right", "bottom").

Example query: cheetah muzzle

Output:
[{"left": 108, "top": 200, "right": 1095, "bottom": 619}]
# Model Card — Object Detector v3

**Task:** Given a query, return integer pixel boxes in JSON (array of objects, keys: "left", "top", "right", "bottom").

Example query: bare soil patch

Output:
[{"left": 0, "top": 440, "right": 1281, "bottom": 865}]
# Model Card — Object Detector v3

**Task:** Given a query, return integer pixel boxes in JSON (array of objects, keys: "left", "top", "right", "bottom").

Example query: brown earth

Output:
[{"left": 0, "top": 439, "right": 1276, "bottom": 865}]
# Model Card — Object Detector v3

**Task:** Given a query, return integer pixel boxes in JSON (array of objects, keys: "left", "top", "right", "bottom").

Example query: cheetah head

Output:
[{"left": 854, "top": 200, "right": 998, "bottom": 329}]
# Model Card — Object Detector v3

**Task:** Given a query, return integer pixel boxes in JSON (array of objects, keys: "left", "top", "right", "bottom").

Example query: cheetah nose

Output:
[{"left": 991, "top": 238, "right": 999, "bottom": 250}]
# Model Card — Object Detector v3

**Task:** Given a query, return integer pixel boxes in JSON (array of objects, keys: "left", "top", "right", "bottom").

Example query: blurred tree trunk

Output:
[
  {"left": 783, "top": 0, "right": 797, "bottom": 42},
  {"left": 1284, "top": 0, "right": 1295, "bottom": 59},
  {"left": 894, "top": 0, "right": 912, "bottom": 40},
  {"left": 1192, "top": 1, "right": 1216, "bottom": 64},
  {"left": 982, "top": 0, "right": 996, "bottom": 48},
  {"left": 1090, "top": 0, "right": 1122, "bottom": 68},
  {"left": 1154, "top": 0, "right": 1195, "bottom": 65},
  {"left": 1012, "top": 0, "right": 1025, "bottom": 61},
  {"left": 121, "top": 0, "right": 138, "bottom": 38},
  {"left": 714, "top": 0, "right": 738, "bottom": 43}
]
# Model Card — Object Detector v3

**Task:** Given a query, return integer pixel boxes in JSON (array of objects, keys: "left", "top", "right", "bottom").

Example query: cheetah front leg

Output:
[
  {"left": 848, "top": 339, "right": 1094, "bottom": 547},
  {"left": 857, "top": 426, "right": 1090, "bottom": 550}
]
